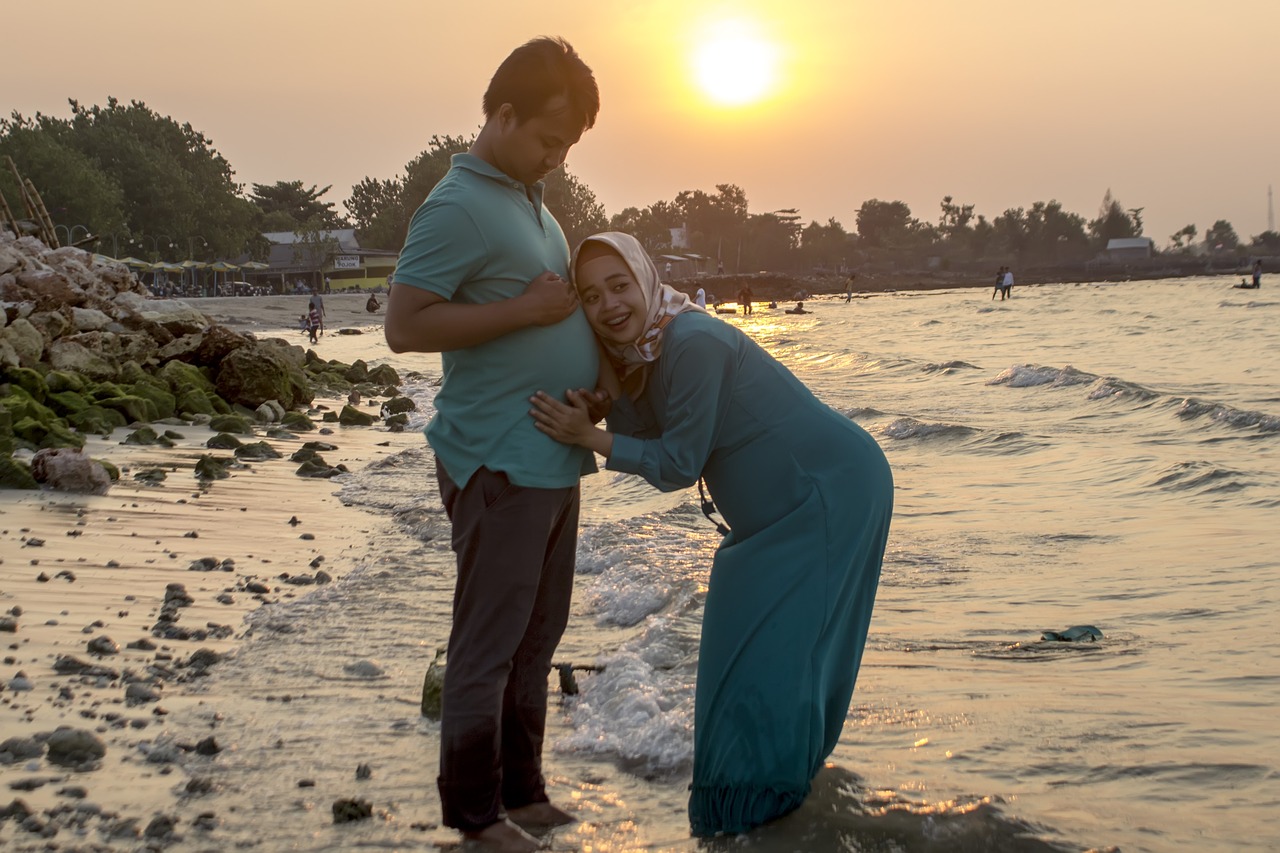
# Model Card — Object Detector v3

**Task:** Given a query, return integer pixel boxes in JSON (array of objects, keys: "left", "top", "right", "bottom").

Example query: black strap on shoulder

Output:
[{"left": 698, "top": 478, "right": 731, "bottom": 537}]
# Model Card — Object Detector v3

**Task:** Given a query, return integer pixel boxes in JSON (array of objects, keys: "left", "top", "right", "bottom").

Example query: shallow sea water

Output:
[{"left": 159, "top": 278, "right": 1279, "bottom": 852}]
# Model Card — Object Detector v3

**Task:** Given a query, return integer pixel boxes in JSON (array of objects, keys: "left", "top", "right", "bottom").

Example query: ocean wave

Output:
[
  {"left": 1085, "top": 376, "right": 1160, "bottom": 401},
  {"left": 987, "top": 364, "right": 1098, "bottom": 388},
  {"left": 922, "top": 360, "right": 981, "bottom": 374},
  {"left": 555, "top": 651, "right": 695, "bottom": 778},
  {"left": 1175, "top": 398, "right": 1280, "bottom": 432},
  {"left": 843, "top": 406, "right": 884, "bottom": 420},
  {"left": 1150, "top": 460, "right": 1252, "bottom": 494},
  {"left": 882, "top": 417, "right": 976, "bottom": 440}
]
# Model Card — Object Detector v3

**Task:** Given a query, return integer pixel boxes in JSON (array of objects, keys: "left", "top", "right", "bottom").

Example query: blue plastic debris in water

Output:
[{"left": 1041, "top": 625, "right": 1103, "bottom": 642}]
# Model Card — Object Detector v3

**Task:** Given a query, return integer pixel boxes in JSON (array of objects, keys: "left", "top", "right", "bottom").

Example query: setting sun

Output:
[{"left": 693, "top": 21, "right": 779, "bottom": 106}]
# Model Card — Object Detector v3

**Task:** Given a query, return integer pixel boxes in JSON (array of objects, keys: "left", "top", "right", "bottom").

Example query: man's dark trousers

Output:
[{"left": 434, "top": 460, "right": 580, "bottom": 831}]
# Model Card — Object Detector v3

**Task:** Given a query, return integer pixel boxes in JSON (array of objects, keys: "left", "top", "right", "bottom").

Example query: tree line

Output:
[{"left": 3, "top": 100, "right": 1276, "bottom": 272}]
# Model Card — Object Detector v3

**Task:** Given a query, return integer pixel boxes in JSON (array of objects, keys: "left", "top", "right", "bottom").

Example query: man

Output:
[
  {"left": 1001, "top": 267, "right": 1014, "bottom": 300},
  {"left": 308, "top": 289, "right": 325, "bottom": 335},
  {"left": 384, "top": 37, "right": 600, "bottom": 853}
]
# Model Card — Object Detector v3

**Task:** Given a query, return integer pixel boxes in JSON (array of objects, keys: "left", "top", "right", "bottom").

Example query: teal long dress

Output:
[{"left": 605, "top": 311, "right": 894, "bottom": 836}]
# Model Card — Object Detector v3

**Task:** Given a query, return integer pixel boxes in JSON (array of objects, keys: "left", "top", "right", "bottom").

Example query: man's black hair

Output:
[{"left": 483, "top": 36, "right": 599, "bottom": 129}]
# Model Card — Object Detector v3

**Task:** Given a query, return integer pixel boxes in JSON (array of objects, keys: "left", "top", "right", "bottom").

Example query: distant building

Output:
[
  {"left": 256, "top": 229, "right": 397, "bottom": 290},
  {"left": 1105, "top": 237, "right": 1154, "bottom": 262}
]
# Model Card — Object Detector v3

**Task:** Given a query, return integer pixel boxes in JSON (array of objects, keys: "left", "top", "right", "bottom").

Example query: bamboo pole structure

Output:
[
  {"left": 0, "top": 186, "right": 19, "bottom": 237},
  {"left": 4, "top": 155, "right": 59, "bottom": 247},
  {"left": 24, "top": 179, "right": 59, "bottom": 248}
]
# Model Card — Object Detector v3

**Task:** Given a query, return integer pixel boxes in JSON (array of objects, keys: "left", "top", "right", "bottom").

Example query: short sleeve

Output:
[{"left": 393, "top": 198, "right": 488, "bottom": 300}]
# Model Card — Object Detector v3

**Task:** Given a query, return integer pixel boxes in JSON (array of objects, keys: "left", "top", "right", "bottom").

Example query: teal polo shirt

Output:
[{"left": 394, "top": 153, "right": 599, "bottom": 490}]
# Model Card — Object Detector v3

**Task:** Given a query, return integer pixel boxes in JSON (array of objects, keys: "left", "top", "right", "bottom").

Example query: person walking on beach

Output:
[
  {"left": 1001, "top": 267, "right": 1014, "bottom": 300},
  {"left": 738, "top": 283, "right": 753, "bottom": 315},
  {"left": 530, "top": 232, "right": 893, "bottom": 837},
  {"left": 308, "top": 289, "right": 326, "bottom": 336},
  {"left": 1253, "top": 260, "right": 1263, "bottom": 289},
  {"left": 307, "top": 304, "right": 321, "bottom": 344},
  {"left": 992, "top": 266, "right": 1005, "bottom": 300},
  {"left": 383, "top": 37, "right": 601, "bottom": 853},
  {"left": 845, "top": 273, "right": 856, "bottom": 303}
]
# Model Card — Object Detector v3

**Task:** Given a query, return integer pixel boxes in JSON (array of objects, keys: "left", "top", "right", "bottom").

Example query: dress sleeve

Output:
[{"left": 606, "top": 327, "right": 736, "bottom": 492}]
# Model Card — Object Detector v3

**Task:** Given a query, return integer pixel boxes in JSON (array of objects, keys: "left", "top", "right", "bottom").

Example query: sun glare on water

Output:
[{"left": 693, "top": 20, "right": 779, "bottom": 107}]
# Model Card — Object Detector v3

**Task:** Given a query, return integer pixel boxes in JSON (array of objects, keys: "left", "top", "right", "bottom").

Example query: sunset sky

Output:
[{"left": 5, "top": 0, "right": 1278, "bottom": 246}]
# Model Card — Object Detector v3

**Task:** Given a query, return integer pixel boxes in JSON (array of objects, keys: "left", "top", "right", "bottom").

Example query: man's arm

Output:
[{"left": 384, "top": 272, "right": 579, "bottom": 354}]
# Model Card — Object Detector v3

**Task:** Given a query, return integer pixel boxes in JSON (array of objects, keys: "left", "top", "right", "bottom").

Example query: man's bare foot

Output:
[
  {"left": 507, "top": 801, "right": 576, "bottom": 832},
  {"left": 461, "top": 818, "right": 541, "bottom": 852}
]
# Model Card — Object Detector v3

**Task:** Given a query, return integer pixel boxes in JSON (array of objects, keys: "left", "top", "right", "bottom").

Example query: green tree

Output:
[
  {"left": 63, "top": 98, "right": 258, "bottom": 258},
  {"left": 1088, "top": 188, "right": 1141, "bottom": 244},
  {"left": 1169, "top": 223, "right": 1197, "bottom": 251},
  {"left": 938, "top": 195, "right": 975, "bottom": 243},
  {"left": 0, "top": 112, "right": 127, "bottom": 239},
  {"left": 609, "top": 204, "right": 676, "bottom": 252},
  {"left": 251, "top": 180, "right": 345, "bottom": 230},
  {"left": 799, "top": 217, "right": 852, "bottom": 270},
  {"left": 1249, "top": 230, "right": 1280, "bottom": 252},
  {"left": 1205, "top": 219, "right": 1239, "bottom": 252},
  {"left": 855, "top": 199, "right": 919, "bottom": 248},
  {"left": 741, "top": 209, "right": 801, "bottom": 272},
  {"left": 346, "top": 176, "right": 404, "bottom": 249},
  {"left": 543, "top": 168, "right": 607, "bottom": 251},
  {"left": 674, "top": 184, "right": 750, "bottom": 258}
]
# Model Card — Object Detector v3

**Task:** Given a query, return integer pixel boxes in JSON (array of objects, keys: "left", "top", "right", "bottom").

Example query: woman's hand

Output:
[{"left": 530, "top": 390, "right": 614, "bottom": 457}]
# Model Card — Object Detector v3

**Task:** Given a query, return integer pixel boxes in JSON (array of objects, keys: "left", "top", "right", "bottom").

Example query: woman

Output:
[{"left": 529, "top": 232, "right": 893, "bottom": 836}]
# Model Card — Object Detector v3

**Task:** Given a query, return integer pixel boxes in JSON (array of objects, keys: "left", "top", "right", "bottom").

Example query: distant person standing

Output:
[
  {"left": 845, "top": 273, "right": 856, "bottom": 303},
  {"left": 717, "top": 259, "right": 724, "bottom": 274},
  {"left": 1001, "top": 268, "right": 1014, "bottom": 300},
  {"left": 664, "top": 261, "right": 673, "bottom": 280},
  {"left": 992, "top": 266, "right": 1005, "bottom": 301},
  {"left": 1253, "top": 260, "right": 1263, "bottom": 289},
  {"left": 308, "top": 289, "right": 326, "bottom": 336},
  {"left": 694, "top": 285, "right": 706, "bottom": 308},
  {"left": 738, "top": 283, "right": 754, "bottom": 315}
]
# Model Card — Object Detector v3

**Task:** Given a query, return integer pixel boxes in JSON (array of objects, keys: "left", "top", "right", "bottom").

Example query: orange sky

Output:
[{"left": 4, "top": 0, "right": 1278, "bottom": 245}]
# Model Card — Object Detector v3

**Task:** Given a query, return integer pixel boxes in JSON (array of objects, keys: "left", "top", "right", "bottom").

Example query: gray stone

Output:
[
  {"left": 0, "top": 318, "right": 44, "bottom": 367},
  {"left": 47, "top": 339, "right": 118, "bottom": 381},
  {"left": 44, "top": 727, "right": 106, "bottom": 767}
]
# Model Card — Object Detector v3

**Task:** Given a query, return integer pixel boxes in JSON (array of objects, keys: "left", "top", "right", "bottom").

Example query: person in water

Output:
[
  {"left": 1253, "top": 260, "right": 1263, "bottom": 289},
  {"left": 529, "top": 232, "right": 893, "bottom": 837},
  {"left": 785, "top": 301, "right": 809, "bottom": 314}
]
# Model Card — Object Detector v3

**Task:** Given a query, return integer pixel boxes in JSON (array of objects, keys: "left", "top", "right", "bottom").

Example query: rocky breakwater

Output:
[{"left": 0, "top": 232, "right": 413, "bottom": 490}]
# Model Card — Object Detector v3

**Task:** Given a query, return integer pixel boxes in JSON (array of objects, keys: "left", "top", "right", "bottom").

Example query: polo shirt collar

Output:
[{"left": 451, "top": 153, "right": 545, "bottom": 208}]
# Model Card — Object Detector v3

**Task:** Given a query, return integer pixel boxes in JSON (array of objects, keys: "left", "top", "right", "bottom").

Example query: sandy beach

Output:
[{"left": 0, "top": 295, "right": 445, "bottom": 848}]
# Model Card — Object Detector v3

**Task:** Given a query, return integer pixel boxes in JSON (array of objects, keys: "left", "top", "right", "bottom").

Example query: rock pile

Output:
[{"left": 1, "top": 232, "right": 409, "bottom": 488}]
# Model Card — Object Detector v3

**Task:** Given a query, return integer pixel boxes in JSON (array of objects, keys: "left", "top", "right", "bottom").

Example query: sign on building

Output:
[{"left": 333, "top": 255, "right": 360, "bottom": 270}]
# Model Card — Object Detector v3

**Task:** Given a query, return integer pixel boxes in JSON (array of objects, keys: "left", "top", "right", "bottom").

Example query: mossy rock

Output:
[
  {"left": 98, "top": 395, "right": 159, "bottom": 424},
  {"left": 235, "top": 440, "right": 282, "bottom": 461},
  {"left": 321, "top": 411, "right": 339, "bottom": 423},
  {"left": 382, "top": 396, "right": 417, "bottom": 416},
  {"left": 118, "top": 361, "right": 149, "bottom": 385},
  {"left": 45, "top": 371, "right": 87, "bottom": 394},
  {"left": 208, "top": 414, "right": 253, "bottom": 435},
  {"left": 338, "top": 405, "right": 376, "bottom": 426},
  {"left": 163, "top": 429, "right": 184, "bottom": 440},
  {"left": 367, "top": 364, "right": 400, "bottom": 386},
  {"left": 279, "top": 411, "right": 315, "bottom": 431},
  {"left": 155, "top": 360, "right": 216, "bottom": 396},
  {"left": 343, "top": 360, "right": 370, "bottom": 383},
  {"left": 66, "top": 405, "right": 128, "bottom": 436},
  {"left": 206, "top": 432, "right": 243, "bottom": 450},
  {"left": 90, "top": 382, "right": 125, "bottom": 402},
  {"left": 95, "top": 459, "right": 121, "bottom": 481},
  {"left": 2, "top": 367, "right": 48, "bottom": 403},
  {"left": 1, "top": 388, "right": 58, "bottom": 425},
  {"left": 46, "top": 390, "right": 92, "bottom": 417},
  {"left": 296, "top": 458, "right": 344, "bottom": 478},
  {"left": 123, "top": 426, "right": 162, "bottom": 446},
  {"left": 13, "top": 416, "right": 86, "bottom": 450},
  {"left": 0, "top": 456, "right": 38, "bottom": 490},
  {"left": 134, "top": 468, "right": 168, "bottom": 484},
  {"left": 128, "top": 382, "right": 177, "bottom": 421},
  {"left": 176, "top": 388, "right": 217, "bottom": 417},
  {"left": 194, "top": 455, "right": 232, "bottom": 480},
  {"left": 0, "top": 407, "right": 13, "bottom": 457},
  {"left": 384, "top": 412, "right": 410, "bottom": 429}
]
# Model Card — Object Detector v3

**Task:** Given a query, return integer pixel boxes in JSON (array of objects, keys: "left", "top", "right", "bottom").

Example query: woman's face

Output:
[{"left": 575, "top": 253, "right": 647, "bottom": 345}]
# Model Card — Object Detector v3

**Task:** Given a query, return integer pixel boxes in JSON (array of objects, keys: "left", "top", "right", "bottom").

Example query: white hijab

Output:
[{"left": 571, "top": 232, "right": 706, "bottom": 392}]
